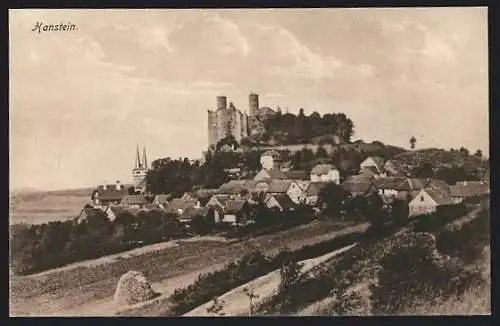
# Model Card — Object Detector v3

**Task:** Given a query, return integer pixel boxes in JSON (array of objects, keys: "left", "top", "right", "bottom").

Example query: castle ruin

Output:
[{"left": 207, "top": 93, "right": 274, "bottom": 148}]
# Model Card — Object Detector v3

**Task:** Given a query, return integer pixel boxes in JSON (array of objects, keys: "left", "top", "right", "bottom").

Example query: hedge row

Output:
[{"left": 167, "top": 229, "right": 366, "bottom": 316}]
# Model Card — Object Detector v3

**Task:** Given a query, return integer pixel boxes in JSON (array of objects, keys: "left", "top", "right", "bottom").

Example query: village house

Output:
[
  {"left": 396, "top": 178, "right": 450, "bottom": 201},
  {"left": 165, "top": 198, "right": 201, "bottom": 216},
  {"left": 359, "top": 166, "right": 380, "bottom": 179},
  {"left": 260, "top": 150, "right": 281, "bottom": 170},
  {"left": 206, "top": 194, "right": 232, "bottom": 210},
  {"left": 396, "top": 178, "right": 434, "bottom": 201},
  {"left": 342, "top": 180, "right": 377, "bottom": 198},
  {"left": 360, "top": 156, "right": 386, "bottom": 173},
  {"left": 75, "top": 206, "right": 106, "bottom": 224},
  {"left": 253, "top": 179, "right": 305, "bottom": 204},
  {"left": 408, "top": 187, "right": 456, "bottom": 217},
  {"left": 221, "top": 200, "right": 252, "bottom": 225},
  {"left": 373, "top": 177, "right": 407, "bottom": 201},
  {"left": 180, "top": 206, "right": 213, "bottom": 224},
  {"left": 181, "top": 189, "right": 217, "bottom": 206},
  {"left": 120, "top": 194, "right": 149, "bottom": 209},
  {"left": 153, "top": 194, "right": 172, "bottom": 209},
  {"left": 450, "top": 181, "right": 490, "bottom": 203},
  {"left": 265, "top": 194, "right": 296, "bottom": 213},
  {"left": 383, "top": 159, "right": 407, "bottom": 177},
  {"left": 310, "top": 164, "right": 340, "bottom": 184},
  {"left": 90, "top": 181, "right": 131, "bottom": 208},
  {"left": 104, "top": 206, "right": 140, "bottom": 222},
  {"left": 304, "top": 182, "right": 330, "bottom": 206},
  {"left": 216, "top": 180, "right": 258, "bottom": 199}
]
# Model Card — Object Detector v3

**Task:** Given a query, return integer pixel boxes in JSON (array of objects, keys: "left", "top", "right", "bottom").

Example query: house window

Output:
[{"left": 420, "top": 196, "right": 424, "bottom": 202}]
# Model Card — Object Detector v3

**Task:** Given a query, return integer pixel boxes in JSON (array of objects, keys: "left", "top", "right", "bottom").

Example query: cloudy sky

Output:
[{"left": 9, "top": 8, "right": 488, "bottom": 190}]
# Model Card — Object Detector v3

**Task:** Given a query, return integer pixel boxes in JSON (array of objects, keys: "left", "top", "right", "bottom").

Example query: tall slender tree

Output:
[{"left": 409, "top": 136, "right": 417, "bottom": 150}]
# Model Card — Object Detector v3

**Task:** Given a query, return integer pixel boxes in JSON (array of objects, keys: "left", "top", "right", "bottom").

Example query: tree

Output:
[
  {"left": 317, "top": 183, "right": 349, "bottom": 218},
  {"left": 459, "top": 147, "right": 470, "bottom": 157},
  {"left": 242, "top": 287, "right": 260, "bottom": 316},
  {"left": 474, "top": 149, "right": 483, "bottom": 158},
  {"left": 316, "top": 146, "right": 328, "bottom": 158},
  {"left": 414, "top": 162, "right": 434, "bottom": 179},
  {"left": 409, "top": 136, "right": 417, "bottom": 150},
  {"left": 206, "top": 297, "right": 226, "bottom": 316}
]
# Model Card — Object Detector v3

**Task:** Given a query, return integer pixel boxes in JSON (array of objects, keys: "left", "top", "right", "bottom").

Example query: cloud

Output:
[{"left": 168, "top": 12, "right": 249, "bottom": 57}]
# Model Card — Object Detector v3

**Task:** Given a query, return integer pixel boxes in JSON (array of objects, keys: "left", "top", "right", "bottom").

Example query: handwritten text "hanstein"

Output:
[{"left": 32, "top": 22, "right": 77, "bottom": 33}]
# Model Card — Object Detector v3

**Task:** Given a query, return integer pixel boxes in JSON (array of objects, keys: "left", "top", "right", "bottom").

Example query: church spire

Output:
[
  {"left": 135, "top": 144, "right": 142, "bottom": 169},
  {"left": 142, "top": 145, "right": 148, "bottom": 170}
]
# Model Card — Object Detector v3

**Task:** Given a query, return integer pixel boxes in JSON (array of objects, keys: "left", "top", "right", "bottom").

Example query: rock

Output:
[{"left": 113, "top": 271, "right": 160, "bottom": 306}]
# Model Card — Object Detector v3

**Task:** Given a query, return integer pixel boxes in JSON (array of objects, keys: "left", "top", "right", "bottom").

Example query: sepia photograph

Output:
[{"left": 9, "top": 7, "right": 490, "bottom": 317}]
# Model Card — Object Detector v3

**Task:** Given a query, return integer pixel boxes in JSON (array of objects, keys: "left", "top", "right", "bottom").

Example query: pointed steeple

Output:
[
  {"left": 135, "top": 144, "right": 142, "bottom": 169},
  {"left": 142, "top": 145, "right": 148, "bottom": 170}
]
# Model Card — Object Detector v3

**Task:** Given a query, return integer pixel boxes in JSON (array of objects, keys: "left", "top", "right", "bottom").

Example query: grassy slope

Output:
[{"left": 10, "top": 220, "right": 363, "bottom": 316}]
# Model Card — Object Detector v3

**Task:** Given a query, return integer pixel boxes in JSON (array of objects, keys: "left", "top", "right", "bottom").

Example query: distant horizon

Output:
[{"left": 10, "top": 8, "right": 488, "bottom": 190}]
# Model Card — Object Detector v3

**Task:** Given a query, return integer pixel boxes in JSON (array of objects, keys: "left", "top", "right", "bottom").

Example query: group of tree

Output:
[
  {"left": 257, "top": 110, "right": 355, "bottom": 145},
  {"left": 10, "top": 208, "right": 185, "bottom": 275},
  {"left": 412, "top": 162, "right": 482, "bottom": 184}
]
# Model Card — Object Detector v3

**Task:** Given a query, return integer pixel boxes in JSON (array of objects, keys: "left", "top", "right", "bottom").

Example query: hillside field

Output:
[{"left": 9, "top": 188, "right": 94, "bottom": 225}]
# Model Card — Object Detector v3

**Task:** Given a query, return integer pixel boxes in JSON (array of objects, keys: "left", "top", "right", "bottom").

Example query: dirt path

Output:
[{"left": 184, "top": 244, "right": 357, "bottom": 317}]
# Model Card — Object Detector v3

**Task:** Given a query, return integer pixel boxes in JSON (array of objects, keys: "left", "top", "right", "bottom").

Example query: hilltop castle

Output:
[{"left": 207, "top": 93, "right": 275, "bottom": 147}]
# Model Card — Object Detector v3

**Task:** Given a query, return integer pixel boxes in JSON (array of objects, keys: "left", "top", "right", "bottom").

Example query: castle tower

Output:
[
  {"left": 249, "top": 93, "right": 259, "bottom": 117},
  {"left": 132, "top": 145, "right": 149, "bottom": 191},
  {"left": 217, "top": 96, "right": 227, "bottom": 111}
]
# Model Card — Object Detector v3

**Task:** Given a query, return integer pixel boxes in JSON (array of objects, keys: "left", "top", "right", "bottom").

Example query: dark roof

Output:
[
  {"left": 120, "top": 195, "right": 149, "bottom": 206},
  {"left": 397, "top": 178, "right": 429, "bottom": 191},
  {"left": 310, "top": 164, "right": 337, "bottom": 175},
  {"left": 108, "top": 206, "right": 140, "bottom": 217},
  {"left": 450, "top": 181, "right": 490, "bottom": 198},
  {"left": 261, "top": 149, "right": 281, "bottom": 158},
  {"left": 94, "top": 184, "right": 131, "bottom": 201},
  {"left": 306, "top": 182, "right": 330, "bottom": 196},
  {"left": 373, "top": 177, "right": 407, "bottom": 189},
  {"left": 256, "top": 179, "right": 294, "bottom": 193},
  {"left": 284, "top": 170, "right": 309, "bottom": 180},
  {"left": 344, "top": 174, "right": 374, "bottom": 183},
  {"left": 424, "top": 188, "right": 455, "bottom": 206},
  {"left": 78, "top": 207, "right": 103, "bottom": 219},
  {"left": 165, "top": 199, "right": 199, "bottom": 213},
  {"left": 427, "top": 179, "right": 451, "bottom": 192},
  {"left": 342, "top": 181, "right": 374, "bottom": 195},
  {"left": 154, "top": 194, "right": 172, "bottom": 205},
  {"left": 360, "top": 166, "right": 379, "bottom": 177},
  {"left": 193, "top": 188, "right": 219, "bottom": 199},
  {"left": 181, "top": 206, "right": 211, "bottom": 220},
  {"left": 256, "top": 168, "right": 287, "bottom": 180},
  {"left": 217, "top": 180, "right": 258, "bottom": 194},
  {"left": 224, "top": 200, "right": 247, "bottom": 214},
  {"left": 370, "top": 156, "right": 386, "bottom": 169},
  {"left": 269, "top": 194, "right": 295, "bottom": 210}
]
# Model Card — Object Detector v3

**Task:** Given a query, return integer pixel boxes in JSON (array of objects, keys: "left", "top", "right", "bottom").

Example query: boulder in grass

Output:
[{"left": 113, "top": 271, "right": 160, "bottom": 306}]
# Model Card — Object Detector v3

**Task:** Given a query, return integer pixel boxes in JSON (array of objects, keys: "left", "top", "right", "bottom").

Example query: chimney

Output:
[
  {"left": 116, "top": 180, "right": 122, "bottom": 190},
  {"left": 103, "top": 182, "right": 107, "bottom": 190}
]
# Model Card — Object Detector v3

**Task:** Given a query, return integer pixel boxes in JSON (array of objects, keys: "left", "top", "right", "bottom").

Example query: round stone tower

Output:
[{"left": 249, "top": 93, "right": 259, "bottom": 117}]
